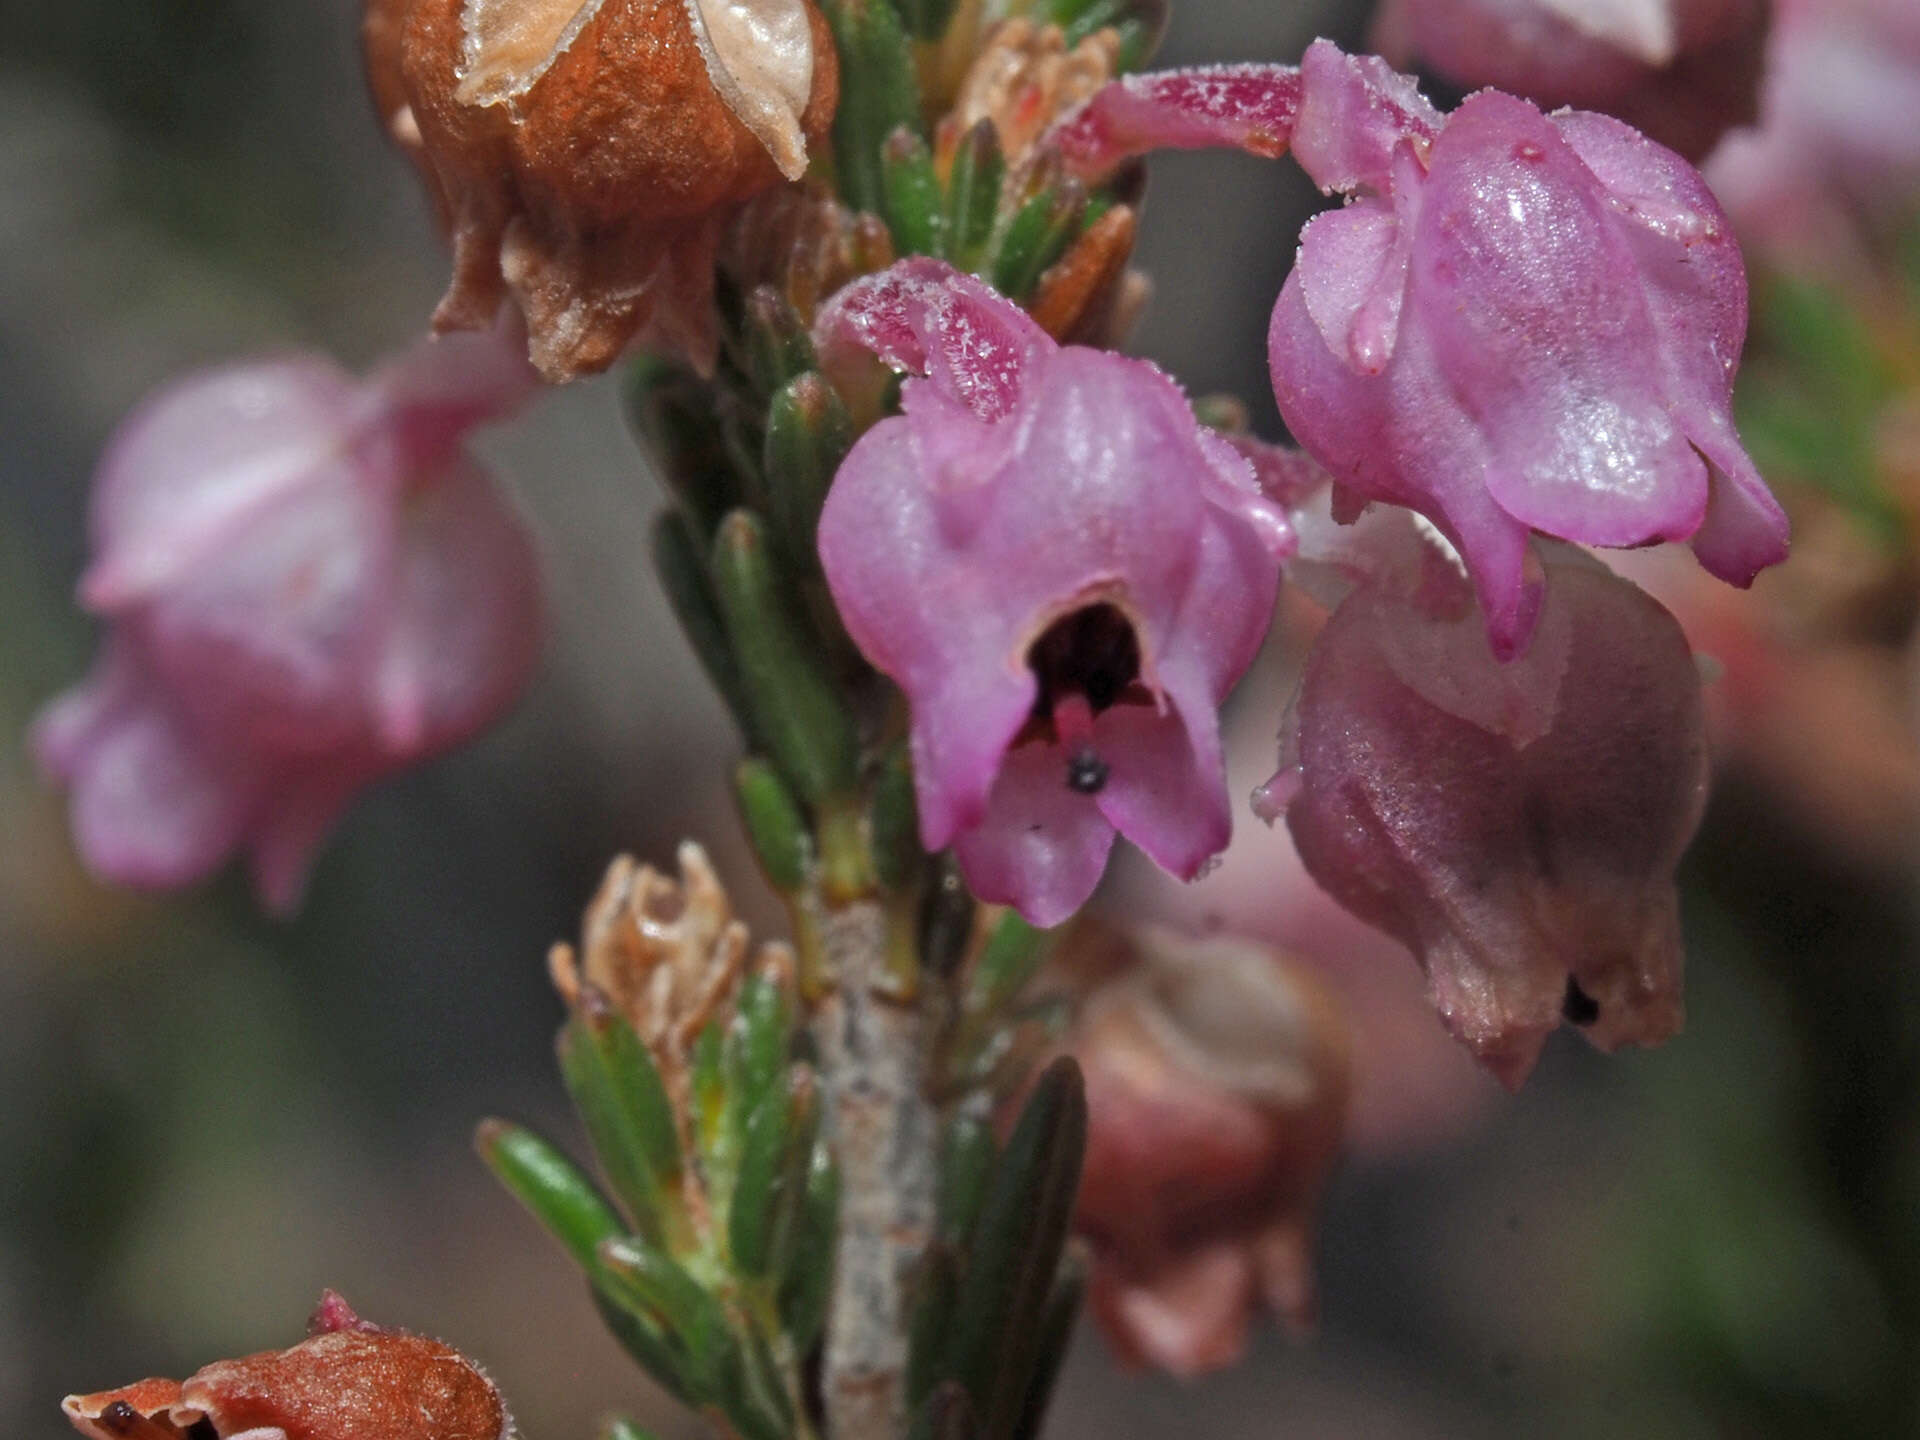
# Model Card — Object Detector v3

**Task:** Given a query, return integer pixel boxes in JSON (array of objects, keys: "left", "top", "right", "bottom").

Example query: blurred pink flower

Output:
[
  {"left": 1055, "top": 39, "right": 1789, "bottom": 658},
  {"left": 1707, "top": 0, "right": 1920, "bottom": 280},
  {"left": 1269, "top": 538, "right": 1708, "bottom": 1089},
  {"left": 1370, "top": 0, "right": 1768, "bottom": 160},
  {"left": 813, "top": 260, "right": 1291, "bottom": 925},
  {"left": 1059, "top": 923, "right": 1350, "bottom": 1376},
  {"left": 33, "top": 329, "right": 543, "bottom": 913}
]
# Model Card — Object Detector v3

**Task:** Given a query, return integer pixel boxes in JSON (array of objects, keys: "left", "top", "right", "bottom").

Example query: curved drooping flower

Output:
[
  {"left": 1052, "top": 39, "right": 1789, "bottom": 657},
  {"left": 1055, "top": 921, "right": 1350, "bottom": 1376},
  {"left": 814, "top": 260, "right": 1292, "bottom": 925},
  {"left": 388, "top": 0, "right": 839, "bottom": 380},
  {"left": 65, "top": 1292, "right": 515, "bottom": 1440},
  {"left": 32, "top": 327, "right": 543, "bottom": 914},
  {"left": 1370, "top": 0, "right": 1768, "bottom": 160},
  {"left": 1263, "top": 528, "right": 1709, "bottom": 1088}
]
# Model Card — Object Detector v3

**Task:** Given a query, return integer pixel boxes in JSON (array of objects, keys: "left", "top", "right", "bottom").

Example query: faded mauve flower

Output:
[
  {"left": 1369, "top": 0, "right": 1769, "bottom": 161},
  {"left": 392, "top": 0, "right": 839, "bottom": 380},
  {"left": 32, "top": 329, "right": 543, "bottom": 914},
  {"left": 1706, "top": 0, "right": 1920, "bottom": 280},
  {"left": 814, "top": 260, "right": 1292, "bottom": 925},
  {"left": 1053, "top": 39, "right": 1790, "bottom": 657},
  {"left": 1060, "top": 922, "right": 1350, "bottom": 1376},
  {"left": 65, "top": 1292, "right": 514, "bottom": 1440},
  {"left": 1266, "top": 541, "right": 1708, "bottom": 1089}
]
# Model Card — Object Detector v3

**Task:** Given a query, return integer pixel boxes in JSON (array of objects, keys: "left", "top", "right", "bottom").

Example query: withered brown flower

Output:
[
  {"left": 64, "top": 1293, "right": 513, "bottom": 1440},
  {"left": 388, "top": 0, "right": 839, "bottom": 380}
]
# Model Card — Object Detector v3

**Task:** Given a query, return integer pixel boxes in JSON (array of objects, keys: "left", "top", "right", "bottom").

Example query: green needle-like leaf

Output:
[
  {"left": 736, "top": 758, "right": 812, "bottom": 893},
  {"left": 967, "top": 911, "right": 1052, "bottom": 1019},
  {"left": 730, "top": 1067, "right": 819, "bottom": 1277},
  {"left": 779, "top": 1142, "right": 841, "bottom": 1352},
  {"left": 763, "top": 371, "right": 854, "bottom": 580},
  {"left": 884, "top": 127, "right": 948, "bottom": 256},
  {"left": 711, "top": 509, "right": 861, "bottom": 807},
  {"left": 652, "top": 511, "right": 762, "bottom": 750},
  {"left": 824, "top": 0, "right": 923, "bottom": 214},
  {"left": 940, "top": 1057, "right": 1087, "bottom": 1440},
  {"left": 557, "top": 992, "right": 683, "bottom": 1245},
  {"left": 1010, "top": 1253, "right": 1086, "bottom": 1440},
  {"left": 475, "top": 1120, "right": 624, "bottom": 1273},
  {"left": 937, "top": 1111, "right": 998, "bottom": 1247},
  {"left": 597, "top": 1237, "right": 736, "bottom": 1397},
  {"left": 870, "top": 742, "right": 923, "bottom": 895},
  {"left": 945, "top": 119, "right": 1005, "bottom": 271}
]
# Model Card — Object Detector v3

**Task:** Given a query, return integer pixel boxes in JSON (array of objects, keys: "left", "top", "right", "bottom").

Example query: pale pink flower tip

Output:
[
  {"left": 814, "top": 260, "right": 1292, "bottom": 926},
  {"left": 33, "top": 328, "right": 543, "bottom": 913}
]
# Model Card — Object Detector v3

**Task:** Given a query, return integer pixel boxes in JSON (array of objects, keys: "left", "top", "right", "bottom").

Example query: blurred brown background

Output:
[{"left": 3, "top": 1, "right": 1918, "bottom": 1437}]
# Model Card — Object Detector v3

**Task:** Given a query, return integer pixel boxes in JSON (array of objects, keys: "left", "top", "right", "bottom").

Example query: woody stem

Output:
[{"left": 810, "top": 896, "right": 939, "bottom": 1440}]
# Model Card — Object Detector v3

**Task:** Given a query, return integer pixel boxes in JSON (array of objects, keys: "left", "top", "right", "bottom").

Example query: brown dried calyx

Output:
[
  {"left": 549, "top": 841, "right": 795, "bottom": 1100},
  {"left": 937, "top": 18, "right": 1122, "bottom": 172},
  {"left": 64, "top": 1292, "right": 514, "bottom": 1440},
  {"left": 387, "top": 0, "right": 839, "bottom": 381}
]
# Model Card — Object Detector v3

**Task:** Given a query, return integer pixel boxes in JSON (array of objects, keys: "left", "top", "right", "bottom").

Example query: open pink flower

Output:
[
  {"left": 1369, "top": 0, "right": 1767, "bottom": 161},
  {"left": 32, "top": 328, "right": 543, "bottom": 913},
  {"left": 1263, "top": 529, "right": 1708, "bottom": 1089},
  {"left": 814, "top": 260, "right": 1291, "bottom": 924},
  {"left": 1052, "top": 39, "right": 1788, "bottom": 657}
]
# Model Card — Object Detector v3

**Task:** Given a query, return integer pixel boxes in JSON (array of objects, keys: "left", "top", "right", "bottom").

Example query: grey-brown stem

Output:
[{"left": 811, "top": 899, "right": 939, "bottom": 1440}]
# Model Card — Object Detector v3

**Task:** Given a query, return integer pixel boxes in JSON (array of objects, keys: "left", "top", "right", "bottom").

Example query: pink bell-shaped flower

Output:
[
  {"left": 814, "top": 260, "right": 1292, "bottom": 925},
  {"left": 1263, "top": 530, "right": 1708, "bottom": 1089},
  {"left": 32, "top": 328, "right": 543, "bottom": 913},
  {"left": 1052, "top": 39, "right": 1789, "bottom": 658}
]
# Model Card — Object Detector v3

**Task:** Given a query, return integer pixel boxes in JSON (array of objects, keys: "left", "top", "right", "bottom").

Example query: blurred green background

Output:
[{"left": 3, "top": 1, "right": 1918, "bottom": 1437}]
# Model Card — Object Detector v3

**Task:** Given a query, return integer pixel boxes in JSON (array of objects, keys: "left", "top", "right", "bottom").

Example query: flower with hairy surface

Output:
[
  {"left": 32, "top": 327, "right": 543, "bottom": 914},
  {"left": 1263, "top": 524, "right": 1708, "bottom": 1089},
  {"left": 389, "top": 0, "right": 839, "bottom": 380},
  {"left": 1052, "top": 38, "right": 1789, "bottom": 657},
  {"left": 1055, "top": 921, "right": 1350, "bottom": 1376},
  {"left": 814, "top": 259, "right": 1292, "bottom": 925},
  {"left": 64, "top": 1292, "right": 514, "bottom": 1440}
]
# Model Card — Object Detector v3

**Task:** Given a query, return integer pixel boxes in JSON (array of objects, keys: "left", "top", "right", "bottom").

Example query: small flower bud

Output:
[
  {"left": 393, "top": 0, "right": 840, "bottom": 379},
  {"left": 64, "top": 1293, "right": 514, "bottom": 1440}
]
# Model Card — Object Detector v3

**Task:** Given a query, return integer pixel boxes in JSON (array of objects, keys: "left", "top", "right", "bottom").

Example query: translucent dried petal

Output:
[{"left": 1275, "top": 553, "right": 1707, "bottom": 1088}]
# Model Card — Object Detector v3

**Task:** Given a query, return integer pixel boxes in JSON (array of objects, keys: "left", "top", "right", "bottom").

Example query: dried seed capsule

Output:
[{"left": 395, "top": 0, "right": 840, "bottom": 380}]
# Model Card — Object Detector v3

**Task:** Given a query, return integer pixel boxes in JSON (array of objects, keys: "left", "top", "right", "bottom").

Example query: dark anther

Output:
[
  {"left": 1027, "top": 604, "right": 1142, "bottom": 717},
  {"left": 97, "top": 1403, "right": 141, "bottom": 1435},
  {"left": 1067, "top": 748, "right": 1110, "bottom": 794},
  {"left": 1561, "top": 976, "right": 1601, "bottom": 1027}
]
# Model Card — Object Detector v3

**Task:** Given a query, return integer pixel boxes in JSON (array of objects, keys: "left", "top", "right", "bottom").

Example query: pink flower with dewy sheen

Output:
[
  {"left": 813, "top": 259, "right": 1292, "bottom": 926},
  {"left": 1051, "top": 39, "right": 1789, "bottom": 658},
  {"left": 1263, "top": 528, "right": 1708, "bottom": 1089},
  {"left": 32, "top": 328, "right": 543, "bottom": 913}
]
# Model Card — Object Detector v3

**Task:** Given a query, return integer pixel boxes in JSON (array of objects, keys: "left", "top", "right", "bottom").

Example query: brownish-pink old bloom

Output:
[
  {"left": 63, "top": 1292, "right": 514, "bottom": 1440},
  {"left": 1061, "top": 923, "right": 1351, "bottom": 1376}
]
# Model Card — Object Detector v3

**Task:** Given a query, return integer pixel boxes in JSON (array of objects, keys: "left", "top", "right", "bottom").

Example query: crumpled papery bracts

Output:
[
  {"left": 1057, "top": 921, "right": 1350, "bottom": 1376},
  {"left": 1369, "top": 0, "right": 1768, "bottom": 161},
  {"left": 31, "top": 326, "right": 543, "bottom": 914},
  {"left": 384, "top": 0, "right": 839, "bottom": 380},
  {"left": 64, "top": 1292, "right": 514, "bottom": 1440},
  {"left": 1263, "top": 513, "right": 1709, "bottom": 1089},
  {"left": 814, "top": 259, "right": 1293, "bottom": 925},
  {"left": 1051, "top": 38, "right": 1789, "bottom": 657},
  {"left": 549, "top": 840, "right": 794, "bottom": 1115}
]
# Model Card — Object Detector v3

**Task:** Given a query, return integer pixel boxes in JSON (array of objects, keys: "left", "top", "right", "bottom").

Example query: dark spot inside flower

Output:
[
  {"left": 1027, "top": 604, "right": 1142, "bottom": 714},
  {"left": 1562, "top": 976, "right": 1600, "bottom": 1027},
  {"left": 1067, "top": 747, "right": 1110, "bottom": 794},
  {"left": 97, "top": 1403, "right": 141, "bottom": 1434}
]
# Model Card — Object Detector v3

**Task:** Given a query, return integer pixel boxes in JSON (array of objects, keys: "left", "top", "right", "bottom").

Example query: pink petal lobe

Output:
[
  {"left": 812, "top": 258, "right": 1051, "bottom": 421},
  {"left": 1289, "top": 39, "right": 1444, "bottom": 194},
  {"left": 1052, "top": 64, "right": 1304, "bottom": 179},
  {"left": 952, "top": 739, "right": 1117, "bottom": 926},
  {"left": 1411, "top": 92, "right": 1709, "bottom": 550},
  {"left": 83, "top": 358, "right": 361, "bottom": 608}
]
